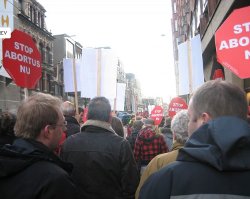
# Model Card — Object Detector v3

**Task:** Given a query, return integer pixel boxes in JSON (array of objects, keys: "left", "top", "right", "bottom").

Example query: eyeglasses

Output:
[{"left": 52, "top": 121, "right": 67, "bottom": 128}]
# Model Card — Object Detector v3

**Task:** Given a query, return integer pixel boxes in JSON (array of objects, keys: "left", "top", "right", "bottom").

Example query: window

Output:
[
  {"left": 39, "top": 43, "right": 44, "bottom": 63},
  {"left": 173, "top": 2, "right": 177, "bottom": 13},
  {"left": 45, "top": 46, "right": 51, "bottom": 64},
  {"left": 175, "top": 19, "right": 178, "bottom": 32}
]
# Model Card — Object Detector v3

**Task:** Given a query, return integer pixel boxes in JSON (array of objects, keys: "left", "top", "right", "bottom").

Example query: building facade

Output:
[
  {"left": 0, "top": 0, "right": 55, "bottom": 112},
  {"left": 171, "top": 0, "right": 250, "bottom": 99}
]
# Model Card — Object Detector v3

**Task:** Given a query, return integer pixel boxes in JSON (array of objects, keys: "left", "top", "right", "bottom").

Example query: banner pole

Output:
[
  {"left": 72, "top": 58, "right": 79, "bottom": 115},
  {"left": 97, "top": 48, "right": 101, "bottom": 97},
  {"left": 187, "top": 39, "right": 193, "bottom": 95}
]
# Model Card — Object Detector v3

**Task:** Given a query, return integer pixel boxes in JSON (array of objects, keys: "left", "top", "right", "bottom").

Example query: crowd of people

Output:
[{"left": 0, "top": 79, "right": 250, "bottom": 199}]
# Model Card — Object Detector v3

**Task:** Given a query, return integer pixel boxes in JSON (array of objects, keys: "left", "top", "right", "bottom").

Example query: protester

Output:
[
  {"left": 111, "top": 116, "right": 125, "bottom": 138},
  {"left": 61, "top": 101, "right": 80, "bottom": 137},
  {"left": 139, "top": 80, "right": 250, "bottom": 199},
  {"left": 160, "top": 116, "right": 173, "bottom": 150},
  {"left": 0, "top": 111, "right": 16, "bottom": 145},
  {"left": 136, "top": 110, "right": 189, "bottom": 199},
  {"left": 133, "top": 118, "right": 168, "bottom": 174},
  {"left": 127, "top": 120, "right": 144, "bottom": 151},
  {"left": 61, "top": 96, "right": 139, "bottom": 199},
  {"left": 0, "top": 93, "right": 80, "bottom": 199}
]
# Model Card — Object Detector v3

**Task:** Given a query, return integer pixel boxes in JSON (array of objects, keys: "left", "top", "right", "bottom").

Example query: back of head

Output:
[
  {"left": 133, "top": 120, "right": 144, "bottom": 131},
  {"left": 144, "top": 118, "right": 154, "bottom": 126},
  {"left": 164, "top": 117, "right": 172, "bottom": 128},
  {"left": 111, "top": 116, "right": 124, "bottom": 137},
  {"left": 87, "top": 97, "right": 111, "bottom": 122},
  {"left": 171, "top": 110, "right": 189, "bottom": 145},
  {"left": 0, "top": 111, "right": 16, "bottom": 137},
  {"left": 191, "top": 80, "right": 248, "bottom": 120},
  {"left": 62, "top": 101, "right": 76, "bottom": 117},
  {"left": 14, "top": 93, "right": 62, "bottom": 139}
]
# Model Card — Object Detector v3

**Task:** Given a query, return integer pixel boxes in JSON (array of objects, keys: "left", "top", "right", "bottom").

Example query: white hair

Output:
[{"left": 171, "top": 110, "right": 189, "bottom": 144}]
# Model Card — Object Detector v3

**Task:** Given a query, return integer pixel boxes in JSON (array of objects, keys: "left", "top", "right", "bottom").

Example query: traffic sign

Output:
[
  {"left": 150, "top": 106, "right": 163, "bottom": 125},
  {"left": 168, "top": 97, "right": 188, "bottom": 118},
  {"left": 215, "top": 6, "right": 250, "bottom": 79},
  {"left": 2, "top": 29, "right": 41, "bottom": 89}
]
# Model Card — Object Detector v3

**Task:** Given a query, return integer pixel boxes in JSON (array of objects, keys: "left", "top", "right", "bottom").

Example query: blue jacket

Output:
[{"left": 139, "top": 116, "right": 250, "bottom": 199}]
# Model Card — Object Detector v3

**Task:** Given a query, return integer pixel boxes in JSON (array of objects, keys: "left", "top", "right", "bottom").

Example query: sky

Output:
[{"left": 38, "top": 0, "right": 176, "bottom": 102}]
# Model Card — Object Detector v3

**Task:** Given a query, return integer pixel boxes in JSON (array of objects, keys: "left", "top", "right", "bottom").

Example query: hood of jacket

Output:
[
  {"left": 138, "top": 126, "right": 159, "bottom": 144},
  {"left": 81, "top": 119, "right": 116, "bottom": 134},
  {"left": 178, "top": 116, "right": 250, "bottom": 171},
  {"left": 0, "top": 138, "right": 73, "bottom": 178}
]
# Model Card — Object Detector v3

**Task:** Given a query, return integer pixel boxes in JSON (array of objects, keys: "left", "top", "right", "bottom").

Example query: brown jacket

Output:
[{"left": 135, "top": 141, "right": 183, "bottom": 199}]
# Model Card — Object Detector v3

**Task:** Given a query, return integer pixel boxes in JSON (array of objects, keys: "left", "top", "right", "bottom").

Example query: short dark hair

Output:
[
  {"left": 191, "top": 80, "right": 248, "bottom": 120},
  {"left": 87, "top": 97, "right": 111, "bottom": 122}
]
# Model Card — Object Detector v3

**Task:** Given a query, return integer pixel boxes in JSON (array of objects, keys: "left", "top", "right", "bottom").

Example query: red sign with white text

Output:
[
  {"left": 3, "top": 29, "right": 41, "bottom": 89},
  {"left": 168, "top": 97, "right": 188, "bottom": 118},
  {"left": 215, "top": 6, "right": 250, "bottom": 79},
  {"left": 150, "top": 106, "right": 163, "bottom": 125}
]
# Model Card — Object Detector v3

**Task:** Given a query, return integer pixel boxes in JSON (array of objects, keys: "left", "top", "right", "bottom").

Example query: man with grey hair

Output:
[
  {"left": 135, "top": 110, "right": 189, "bottom": 199},
  {"left": 61, "top": 101, "right": 80, "bottom": 137},
  {"left": 0, "top": 93, "right": 80, "bottom": 199},
  {"left": 139, "top": 80, "right": 250, "bottom": 199}
]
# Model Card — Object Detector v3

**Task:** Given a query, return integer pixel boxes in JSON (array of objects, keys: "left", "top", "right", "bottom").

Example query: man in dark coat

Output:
[
  {"left": 62, "top": 101, "right": 80, "bottom": 137},
  {"left": 61, "top": 96, "right": 140, "bottom": 199},
  {"left": 0, "top": 93, "right": 80, "bottom": 199},
  {"left": 139, "top": 80, "right": 250, "bottom": 199}
]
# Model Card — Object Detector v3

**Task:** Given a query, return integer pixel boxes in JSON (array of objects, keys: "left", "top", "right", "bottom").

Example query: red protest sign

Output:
[
  {"left": 3, "top": 29, "right": 41, "bottom": 89},
  {"left": 215, "top": 6, "right": 250, "bottom": 79},
  {"left": 168, "top": 97, "right": 188, "bottom": 118},
  {"left": 150, "top": 106, "right": 163, "bottom": 125}
]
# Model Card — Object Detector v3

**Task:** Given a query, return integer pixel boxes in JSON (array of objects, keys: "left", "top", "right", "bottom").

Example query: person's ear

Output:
[
  {"left": 201, "top": 112, "right": 211, "bottom": 124},
  {"left": 43, "top": 125, "right": 53, "bottom": 139},
  {"left": 109, "top": 113, "right": 113, "bottom": 123}
]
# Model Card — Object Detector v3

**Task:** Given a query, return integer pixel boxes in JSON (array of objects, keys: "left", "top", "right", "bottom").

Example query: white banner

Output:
[
  {"left": 116, "top": 83, "right": 126, "bottom": 111},
  {"left": 191, "top": 34, "right": 204, "bottom": 91},
  {"left": 100, "top": 48, "right": 117, "bottom": 99},
  {"left": 80, "top": 48, "right": 98, "bottom": 98},
  {"left": 177, "top": 34, "right": 204, "bottom": 95},
  {"left": 178, "top": 41, "right": 189, "bottom": 95},
  {"left": 0, "top": 0, "right": 14, "bottom": 78},
  {"left": 63, "top": 58, "right": 81, "bottom": 92}
]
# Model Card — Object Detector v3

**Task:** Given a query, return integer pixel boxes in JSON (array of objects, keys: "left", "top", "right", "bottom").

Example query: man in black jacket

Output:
[
  {"left": 0, "top": 93, "right": 80, "bottom": 199},
  {"left": 62, "top": 101, "right": 80, "bottom": 137},
  {"left": 139, "top": 80, "right": 250, "bottom": 199},
  {"left": 61, "top": 96, "right": 140, "bottom": 199}
]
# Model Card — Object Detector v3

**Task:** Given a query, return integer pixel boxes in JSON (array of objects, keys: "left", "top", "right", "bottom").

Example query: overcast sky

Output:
[{"left": 38, "top": 0, "right": 176, "bottom": 102}]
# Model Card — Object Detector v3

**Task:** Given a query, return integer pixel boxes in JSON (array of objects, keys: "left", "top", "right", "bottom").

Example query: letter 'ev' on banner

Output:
[
  {"left": 215, "top": 6, "right": 250, "bottom": 79},
  {"left": 2, "top": 29, "right": 41, "bottom": 89}
]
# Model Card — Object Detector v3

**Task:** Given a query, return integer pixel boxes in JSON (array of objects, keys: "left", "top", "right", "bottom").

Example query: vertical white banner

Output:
[
  {"left": 191, "top": 34, "right": 204, "bottom": 91},
  {"left": 80, "top": 48, "right": 98, "bottom": 98},
  {"left": 177, "top": 41, "right": 189, "bottom": 95},
  {"left": 63, "top": 58, "right": 81, "bottom": 92},
  {"left": 100, "top": 49, "right": 117, "bottom": 99},
  {"left": 0, "top": 0, "right": 14, "bottom": 78},
  {"left": 177, "top": 35, "right": 204, "bottom": 95},
  {"left": 116, "top": 83, "right": 126, "bottom": 111}
]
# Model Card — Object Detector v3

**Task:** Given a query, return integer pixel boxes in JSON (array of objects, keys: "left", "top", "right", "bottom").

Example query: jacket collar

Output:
[
  {"left": 81, "top": 120, "right": 115, "bottom": 134},
  {"left": 171, "top": 141, "right": 184, "bottom": 151}
]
